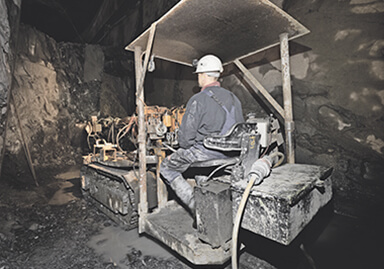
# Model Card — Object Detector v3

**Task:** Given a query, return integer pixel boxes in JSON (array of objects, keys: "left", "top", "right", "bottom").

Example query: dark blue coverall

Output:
[{"left": 160, "top": 83, "right": 244, "bottom": 184}]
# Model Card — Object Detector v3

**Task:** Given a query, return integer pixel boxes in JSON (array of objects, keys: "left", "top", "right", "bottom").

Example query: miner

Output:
[{"left": 160, "top": 54, "right": 244, "bottom": 225}]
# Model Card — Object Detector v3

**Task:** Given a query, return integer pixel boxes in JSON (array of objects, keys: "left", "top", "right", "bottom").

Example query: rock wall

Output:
[
  {"left": 1, "top": 25, "right": 135, "bottom": 183},
  {"left": 0, "top": 0, "right": 21, "bottom": 177},
  {"left": 287, "top": 0, "right": 384, "bottom": 217},
  {"left": 218, "top": 0, "right": 383, "bottom": 217},
  {"left": 1, "top": 0, "right": 183, "bottom": 183}
]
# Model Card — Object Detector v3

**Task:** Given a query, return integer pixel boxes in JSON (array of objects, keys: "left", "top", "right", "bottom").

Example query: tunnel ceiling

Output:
[
  {"left": 20, "top": 0, "right": 116, "bottom": 42},
  {"left": 20, "top": 0, "right": 289, "bottom": 45}
]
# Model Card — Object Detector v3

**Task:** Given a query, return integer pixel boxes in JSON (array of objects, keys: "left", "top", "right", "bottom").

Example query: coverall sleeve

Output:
[
  {"left": 234, "top": 97, "right": 245, "bottom": 123},
  {"left": 178, "top": 98, "right": 200, "bottom": 149}
]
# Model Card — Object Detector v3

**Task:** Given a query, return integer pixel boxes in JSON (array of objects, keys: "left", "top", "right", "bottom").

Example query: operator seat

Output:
[{"left": 189, "top": 122, "right": 260, "bottom": 181}]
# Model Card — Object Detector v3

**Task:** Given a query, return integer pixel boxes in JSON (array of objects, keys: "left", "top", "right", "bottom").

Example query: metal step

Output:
[{"left": 143, "top": 200, "right": 232, "bottom": 265}]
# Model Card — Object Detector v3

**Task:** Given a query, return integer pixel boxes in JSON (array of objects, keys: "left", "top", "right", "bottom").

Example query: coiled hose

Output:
[{"left": 231, "top": 151, "right": 285, "bottom": 269}]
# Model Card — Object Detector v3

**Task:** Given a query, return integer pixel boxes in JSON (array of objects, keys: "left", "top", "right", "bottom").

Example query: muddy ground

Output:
[
  {"left": 2, "top": 166, "right": 382, "bottom": 269},
  {"left": 0, "top": 167, "right": 281, "bottom": 269},
  {"left": 0, "top": 168, "right": 185, "bottom": 269}
]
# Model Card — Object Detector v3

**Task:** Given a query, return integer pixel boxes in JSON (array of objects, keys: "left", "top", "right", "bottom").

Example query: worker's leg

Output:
[
  {"left": 160, "top": 145, "right": 226, "bottom": 213},
  {"left": 170, "top": 175, "right": 196, "bottom": 213},
  {"left": 160, "top": 148, "right": 197, "bottom": 185},
  {"left": 160, "top": 145, "right": 226, "bottom": 184},
  {"left": 160, "top": 148, "right": 197, "bottom": 213}
]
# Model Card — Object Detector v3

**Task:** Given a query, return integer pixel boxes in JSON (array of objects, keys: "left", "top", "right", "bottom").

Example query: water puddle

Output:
[
  {"left": 88, "top": 225, "right": 174, "bottom": 267},
  {"left": 48, "top": 169, "right": 81, "bottom": 205}
]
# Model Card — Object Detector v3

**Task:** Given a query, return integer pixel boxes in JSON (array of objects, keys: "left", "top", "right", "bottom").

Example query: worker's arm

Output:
[
  {"left": 232, "top": 92, "right": 245, "bottom": 123},
  {"left": 178, "top": 98, "right": 200, "bottom": 149}
]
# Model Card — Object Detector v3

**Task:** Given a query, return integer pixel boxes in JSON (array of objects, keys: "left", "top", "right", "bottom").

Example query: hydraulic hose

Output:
[
  {"left": 231, "top": 152, "right": 285, "bottom": 269},
  {"left": 272, "top": 151, "right": 285, "bottom": 168},
  {"left": 162, "top": 142, "right": 177, "bottom": 153},
  {"left": 231, "top": 173, "right": 259, "bottom": 269}
]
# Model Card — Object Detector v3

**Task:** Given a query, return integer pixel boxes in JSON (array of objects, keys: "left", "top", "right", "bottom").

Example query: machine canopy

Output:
[{"left": 125, "top": 0, "right": 309, "bottom": 66}]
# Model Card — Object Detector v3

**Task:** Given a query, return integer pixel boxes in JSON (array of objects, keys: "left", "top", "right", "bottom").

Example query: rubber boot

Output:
[
  {"left": 170, "top": 176, "right": 195, "bottom": 213},
  {"left": 170, "top": 176, "right": 196, "bottom": 228}
]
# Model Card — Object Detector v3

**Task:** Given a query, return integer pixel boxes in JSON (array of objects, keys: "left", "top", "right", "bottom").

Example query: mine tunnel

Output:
[{"left": 0, "top": 0, "right": 383, "bottom": 268}]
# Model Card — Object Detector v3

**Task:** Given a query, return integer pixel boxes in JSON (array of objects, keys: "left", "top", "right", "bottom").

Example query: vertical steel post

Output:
[
  {"left": 134, "top": 46, "right": 148, "bottom": 233},
  {"left": 156, "top": 147, "right": 168, "bottom": 208},
  {"left": 134, "top": 24, "right": 157, "bottom": 233},
  {"left": 280, "top": 33, "right": 295, "bottom": 163}
]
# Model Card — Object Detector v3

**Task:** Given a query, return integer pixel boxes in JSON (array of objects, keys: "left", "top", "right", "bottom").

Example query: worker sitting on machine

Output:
[{"left": 160, "top": 54, "right": 244, "bottom": 224}]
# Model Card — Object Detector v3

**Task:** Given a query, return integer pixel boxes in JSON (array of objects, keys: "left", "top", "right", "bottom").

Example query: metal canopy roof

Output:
[{"left": 125, "top": 0, "right": 309, "bottom": 66}]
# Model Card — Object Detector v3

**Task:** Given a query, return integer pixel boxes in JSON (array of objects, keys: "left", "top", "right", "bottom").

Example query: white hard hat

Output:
[{"left": 194, "top": 55, "right": 223, "bottom": 74}]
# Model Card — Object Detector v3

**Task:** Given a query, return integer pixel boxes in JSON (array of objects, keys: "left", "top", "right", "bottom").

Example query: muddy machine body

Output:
[{"left": 81, "top": 0, "right": 333, "bottom": 266}]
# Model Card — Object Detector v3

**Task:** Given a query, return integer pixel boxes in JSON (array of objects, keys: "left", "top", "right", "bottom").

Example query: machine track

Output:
[{"left": 80, "top": 164, "right": 139, "bottom": 230}]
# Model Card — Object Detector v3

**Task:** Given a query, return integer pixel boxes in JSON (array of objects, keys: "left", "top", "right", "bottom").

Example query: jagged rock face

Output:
[
  {"left": 1, "top": 25, "right": 135, "bottom": 181},
  {"left": 0, "top": 0, "right": 21, "bottom": 176},
  {"left": 218, "top": 0, "right": 384, "bottom": 216},
  {"left": 286, "top": 0, "right": 384, "bottom": 216}
]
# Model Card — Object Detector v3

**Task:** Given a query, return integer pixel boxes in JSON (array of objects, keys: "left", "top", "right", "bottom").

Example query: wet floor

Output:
[
  {"left": 306, "top": 212, "right": 383, "bottom": 269},
  {"left": 21, "top": 171, "right": 382, "bottom": 269},
  {"left": 232, "top": 203, "right": 383, "bottom": 269},
  {"left": 88, "top": 226, "right": 175, "bottom": 267},
  {"left": 49, "top": 172, "right": 379, "bottom": 269},
  {"left": 84, "top": 201, "right": 382, "bottom": 269}
]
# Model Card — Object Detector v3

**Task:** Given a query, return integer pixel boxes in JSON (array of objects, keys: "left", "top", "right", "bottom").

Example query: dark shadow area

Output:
[
  {"left": 146, "top": 58, "right": 195, "bottom": 81},
  {"left": 307, "top": 205, "right": 384, "bottom": 269},
  {"left": 237, "top": 199, "right": 383, "bottom": 269},
  {"left": 239, "top": 201, "right": 334, "bottom": 269},
  {"left": 20, "top": 0, "right": 104, "bottom": 42},
  {"left": 63, "top": 177, "right": 83, "bottom": 199}
]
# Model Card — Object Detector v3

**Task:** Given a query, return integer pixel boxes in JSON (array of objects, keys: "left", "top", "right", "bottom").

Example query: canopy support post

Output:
[
  {"left": 134, "top": 45, "right": 147, "bottom": 234},
  {"left": 280, "top": 33, "right": 295, "bottom": 164},
  {"left": 134, "top": 23, "right": 157, "bottom": 234}
]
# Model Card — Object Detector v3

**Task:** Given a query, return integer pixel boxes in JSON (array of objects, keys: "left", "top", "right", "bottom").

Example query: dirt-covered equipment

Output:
[
  {"left": 81, "top": 0, "right": 333, "bottom": 267},
  {"left": 81, "top": 106, "right": 185, "bottom": 228}
]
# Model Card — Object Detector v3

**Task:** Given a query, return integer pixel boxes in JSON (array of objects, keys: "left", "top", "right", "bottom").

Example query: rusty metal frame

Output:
[
  {"left": 280, "top": 33, "right": 295, "bottom": 163},
  {"left": 134, "top": 23, "right": 157, "bottom": 233},
  {"left": 155, "top": 145, "right": 168, "bottom": 208}
]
